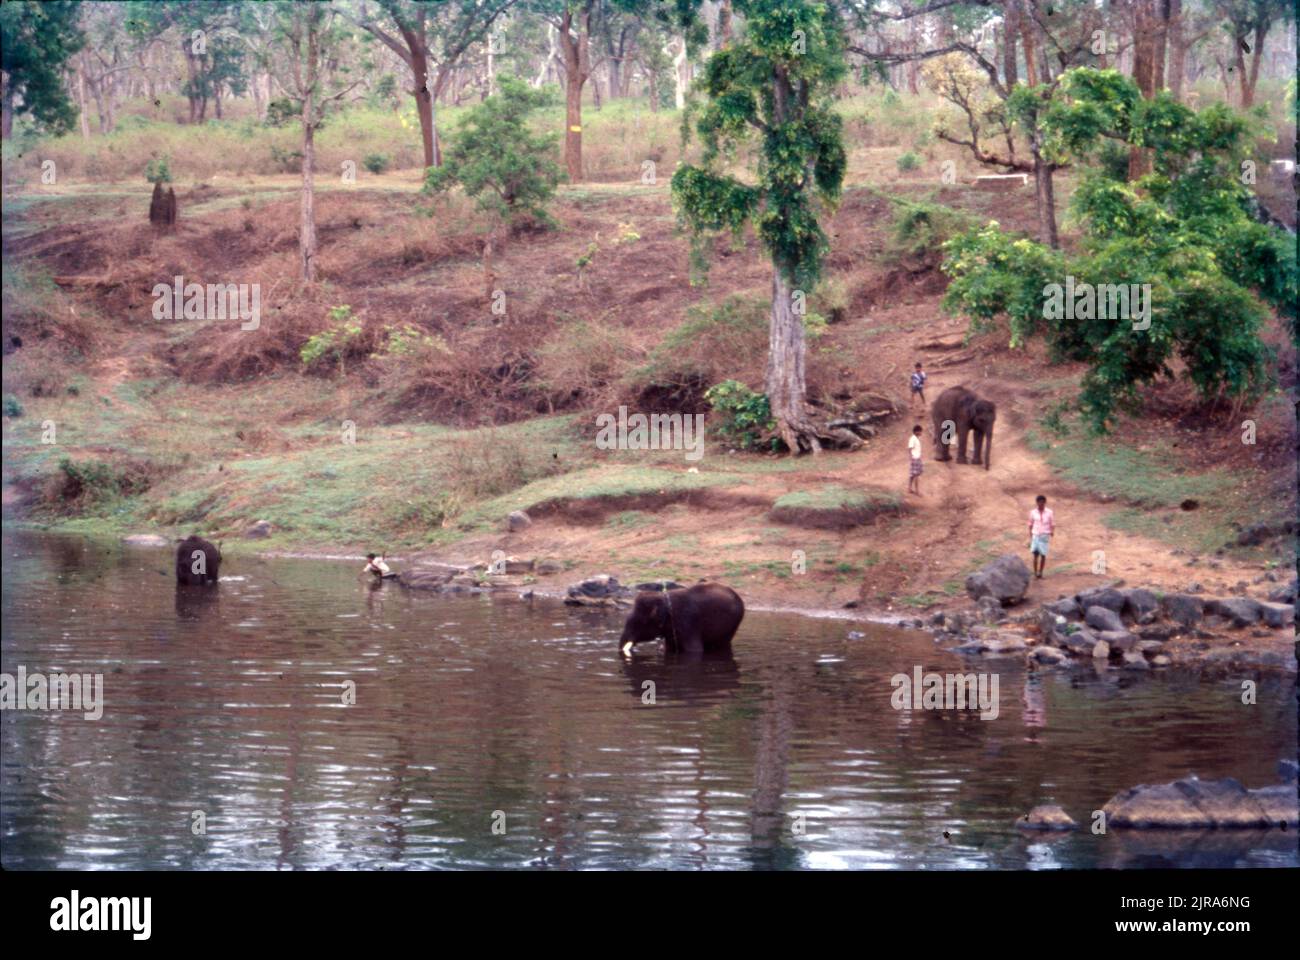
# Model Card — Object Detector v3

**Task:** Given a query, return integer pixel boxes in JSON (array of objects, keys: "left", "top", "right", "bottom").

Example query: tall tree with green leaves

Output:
[
  {"left": 0, "top": 0, "right": 84, "bottom": 138},
  {"left": 672, "top": 0, "right": 848, "bottom": 453}
]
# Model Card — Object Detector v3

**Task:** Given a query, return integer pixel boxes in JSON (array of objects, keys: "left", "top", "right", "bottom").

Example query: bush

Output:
[
  {"left": 363, "top": 153, "right": 390, "bottom": 174},
  {"left": 704, "top": 379, "right": 776, "bottom": 451},
  {"left": 144, "top": 154, "right": 172, "bottom": 184},
  {"left": 300, "top": 305, "right": 364, "bottom": 376},
  {"left": 896, "top": 151, "right": 922, "bottom": 172},
  {"left": 4, "top": 394, "right": 24, "bottom": 417}
]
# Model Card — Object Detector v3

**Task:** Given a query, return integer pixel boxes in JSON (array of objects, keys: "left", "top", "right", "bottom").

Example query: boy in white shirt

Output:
[{"left": 907, "top": 424, "right": 924, "bottom": 495}]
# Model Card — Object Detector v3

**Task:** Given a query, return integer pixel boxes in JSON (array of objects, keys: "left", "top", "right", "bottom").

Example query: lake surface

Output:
[{"left": 1, "top": 530, "right": 1295, "bottom": 870}]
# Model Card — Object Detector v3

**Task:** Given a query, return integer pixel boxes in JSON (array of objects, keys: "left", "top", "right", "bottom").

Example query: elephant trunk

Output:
[{"left": 984, "top": 423, "right": 992, "bottom": 470}]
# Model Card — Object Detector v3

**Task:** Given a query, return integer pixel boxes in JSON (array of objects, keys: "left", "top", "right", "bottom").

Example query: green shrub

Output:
[
  {"left": 363, "top": 152, "right": 390, "bottom": 174},
  {"left": 704, "top": 379, "right": 776, "bottom": 451},
  {"left": 144, "top": 154, "right": 172, "bottom": 184},
  {"left": 896, "top": 151, "right": 922, "bottom": 172},
  {"left": 3, "top": 394, "right": 24, "bottom": 417}
]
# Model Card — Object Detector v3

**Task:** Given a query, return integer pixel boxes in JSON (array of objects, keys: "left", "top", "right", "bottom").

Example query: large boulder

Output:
[
  {"left": 1122, "top": 588, "right": 1160, "bottom": 624},
  {"left": 965, "top": 554, "right": 1031, "bottom": 605},
  {"left": 1043, "top": 597, "right": 1081, "bottom": 619},
  {"left": 564, "top": 574, "right": 634, "bottom": 606},
  {"left": 506, "top": 510, "right": 532, "bottom": 532},
  {"left": 1102, "top": 776, "right": 1296, "bottom": 828},
  {"left": 1257, "top": 601, "right": 1295, "bottom": 629},
  {"left": 1161, "top": 593, "right": 1204, "bottom": 629},
  {"left": 1056, "top": 627, "right": 1098, "bottom": 656},
  {"left": 1084, "top": 605, "right": 1126, "bottom": 633},
  {"left": 1204, "top": 597, "right": 1262, "bottom": 628},
  {"left": 1076, "top": 586, "right": 1125, "bottom": 614}
]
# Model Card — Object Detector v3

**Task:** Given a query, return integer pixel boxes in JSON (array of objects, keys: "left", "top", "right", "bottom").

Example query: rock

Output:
[
  {"left": 1204, "top": 597, "right": 1261, "bottom": 628},
  {"left": 1235, "top": 521, "right": 1293, "bottom": 546},
  {"left": 1279, "top": 759, "right": 1298, "bottom": 783},
  {"left": 847, "top": 631, "right": 866, "bottom": 640},
  {"left": 1135, "top": 639, "right": 1165, "bottom": 654},
  {"left": 1094, "top": 630, "right": 1136, "bottom": 652},
  {"left": 1057, "top": 627, "right": 1098, "bottom": 655},
  {"left": 1150, "top": 655, "right": 1171, "bottom": 667},
  {"left": 1161, "top": 594, "right": 1204, "bottom": 629},
  {"left": 122, "top": 534, "right": 170, "bottom": 547},
  {"left": 1122, "top": 588, "right": 1160, "bottom": 624},
  {"left": 943, "top": 613, "right": 967, "bottom": 634},
  {"left": 1251, "top": 784, "right": 1300, "bottom": 826},
  {"left": 930, "top": 612, "right": 946, "bottom": 626},
  {"left": 965, "top": 554, "right": 1030, "bottom": 604},
  {"left": 397, "top": 569, "right": 454, "bottom": 591},
  {"left": 536, "top": 558, "right": 564, "bottom": 575},
  {"left": 1085, "top": 605, "right": 1125, "bottom": 633},
  {"left": 1184, "top": 581, "right": 1203, "bottom": 593},
  {"left": 1017, "top": 804, "right": 1076, "bottom": 831},
  {"left": 843, "top": 600, "right": 861, "bottom": 609},
  {"left": 978, "top": 595, "right": 1006, "bottom": 622},
  {"left": 1038, "top": 608, "right": 1067, "bottom": 636},
  {"left": 1257, "top": 601, "right": 1295, "bottom": 629},
  {"left": 1092, "top": 640, "right": 1110, "bottom": 660},
  {"left": 1076, "top": 587, "right": 1125, "bottom": 613},
  {"left": 1102, "top": 776, "right": 1294, "bottom": 829},
  {"left": 1121, "top": 651, "right": 1150, "bottom": 670},
  {"left": 1266, "top": 579, "right": 1296, "bottom": 605},
  {"left": 244, "top": 520, "right": 272, "bottom": 539},
  {"left": 564, "top": 574, "right": 633, "bottom": 606},
  {"left": 1137, "top": 624, "right": 1178, "bottom": 641},
  {"left": 1030, "top": 646, "right": 1068, "bottom": 664},
  {"left": 1043, "top": 597, "right": 1080, "bottom": 619},
  {"left": 506, "top": 510, "right": 532, "bottom": 532}
]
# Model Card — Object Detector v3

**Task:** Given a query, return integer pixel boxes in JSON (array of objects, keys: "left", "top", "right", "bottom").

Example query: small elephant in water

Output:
[
  {"left": 932, "top": 385, "right": 995, "bottom": 470},
  {"left": 176, "top": 535, "right": 221, "bottom": 585},
  {"left": 620, "top": 582, "right": 745, "bottom": 655}
]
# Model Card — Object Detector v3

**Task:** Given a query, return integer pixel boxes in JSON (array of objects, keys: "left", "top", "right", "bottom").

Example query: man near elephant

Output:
[
  {"left": 907, "top": 424, "right": 924, "bottom": 496},
  {"left": 1028, "top": 495, "right": 1055, "bottom": 579}
]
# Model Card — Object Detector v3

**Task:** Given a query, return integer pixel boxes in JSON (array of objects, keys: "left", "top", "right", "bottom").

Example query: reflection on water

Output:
[{"left": 1, "top": 531, "right": 1295, "bottom": 870}]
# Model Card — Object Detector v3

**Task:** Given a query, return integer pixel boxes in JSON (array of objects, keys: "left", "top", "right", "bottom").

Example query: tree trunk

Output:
[
  {"left": 76, "top": 67, "right": 91, "bottom": 139},
  {"left": 765, "top": 268, "right": 821, "bottom": 454},
  {"left": 300, "top": 97, "right": 317, "bottom": 281},
  {"left": 559, "top": 8, "right": 590, "bottom": 184},
  {"left": 413, "top": 46, "right": 437, "bottom": 168},
  {"left": 1020, "top": 15, "right": 1039, "bottom": 85},
  {"left": 1128, "top": 0, "right": 1157, "bottom": 179},
  {"left": 1002, "top": 0, "right": 1019, "bottom": 86},
  {"left": 1167, "top": 0, "right": 1185, "bottom": 101}
]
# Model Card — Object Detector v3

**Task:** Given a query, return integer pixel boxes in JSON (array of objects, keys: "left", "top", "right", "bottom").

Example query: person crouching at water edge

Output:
[
  {"left": 907, "top": 424, "right": 924, "bottom": 496},
  {"left": 361, "top": 553, "right": 395, "bottom": 579},
  {"left": 1028, "top": 495, "right": 1055, "bottom": 580}
]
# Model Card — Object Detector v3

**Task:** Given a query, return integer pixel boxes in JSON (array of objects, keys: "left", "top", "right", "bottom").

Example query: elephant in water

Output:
[
  {"left": 932, "top": 385, "right": 996, "bottom": 470},
  {"left": 176, "top": 535, "right": 221, "bottom": 585},
  {"left": 620, "top": 582, "right": 745, "bottom": 655}
]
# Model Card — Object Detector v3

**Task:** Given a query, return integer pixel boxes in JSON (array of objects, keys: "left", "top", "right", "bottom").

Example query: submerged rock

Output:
[
  {"left": 564, "top": 574, "right": 633, "bottom": 606},
  {"left": 1018, "top": 804, "right": 1077, "bottom": 831},
  {"left": 1102, "top": 775, "right": 1298, "bottom": 828}
]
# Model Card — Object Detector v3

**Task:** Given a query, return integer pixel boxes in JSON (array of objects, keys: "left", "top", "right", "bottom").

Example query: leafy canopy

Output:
[
  {"left": 671, "top": 0, "right": 847, "bottom": 290},
  {"left": 942, "top": 68, "right": 1295, "bottom": 432}
]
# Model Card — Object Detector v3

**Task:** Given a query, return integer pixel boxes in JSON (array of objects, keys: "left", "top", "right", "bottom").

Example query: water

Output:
[{"left": 1, "top": 531, "right": 1295, "bottom": 870}]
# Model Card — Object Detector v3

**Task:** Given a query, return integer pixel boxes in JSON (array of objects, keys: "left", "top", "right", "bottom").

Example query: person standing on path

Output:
[
  {"left": 1028, "top": 495, "right": 1055, "bottom": 579},
  {"left": 907, "top": 425, "right": 924, "bottom": 496},
  {"left": 910, "top": 361, "right": 928, "bottom": 412}
]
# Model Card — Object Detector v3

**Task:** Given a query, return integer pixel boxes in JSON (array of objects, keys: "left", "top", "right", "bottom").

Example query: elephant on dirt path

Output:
[{"left": 932, "top": 386, "right": 996, "bottom": 470}]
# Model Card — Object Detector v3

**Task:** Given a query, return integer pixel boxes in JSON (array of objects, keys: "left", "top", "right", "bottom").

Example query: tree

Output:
[
  {"left": 423, "top": 76, "right": 565, "bottom": 297},
  {"left": 942, "top": 68, "right": 1294, "bottom": 431},
  {"left": 0, "top": 0, "right": 84, "bottom": 138},
  {"left": 125, "top": 0, "right": 243, "bottom": 124},
  {"left": 352, "top": 0, "right": 516, "bottom": 170},
  {"left": 672, "top": 0, "right": 848, "bottom": 453},
  {"left": 272, "top": 1, "right": 361, "bottom": 281},
  {"left": 1211, "top": 0, "right": 1293, "bottom": 107}
]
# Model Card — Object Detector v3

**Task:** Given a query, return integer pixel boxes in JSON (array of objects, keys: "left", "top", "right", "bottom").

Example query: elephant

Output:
[
  {"left": 619, "top": 582, "right": 745, "bottom": 655},
  {"left": 932, "top": 385, "right": 996, "bottom": 470},
  {"left": 175, "top": 535, "right": 221, "bottom": 585}
]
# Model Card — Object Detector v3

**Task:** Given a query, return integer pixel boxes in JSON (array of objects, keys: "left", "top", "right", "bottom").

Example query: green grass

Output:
[{"left": 772, "top": 485, "right": 900, "bottom": 512}]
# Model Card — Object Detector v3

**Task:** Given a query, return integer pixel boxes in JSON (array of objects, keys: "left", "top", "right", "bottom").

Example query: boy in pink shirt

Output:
[{"left": 1028, "top": 495, "right": 1055, "bottom": 579}]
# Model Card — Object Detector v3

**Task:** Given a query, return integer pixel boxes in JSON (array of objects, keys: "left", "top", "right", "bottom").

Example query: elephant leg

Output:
[
  {"left": 933, "top": 425, "right": 950, "bottom": 460},
  {"left": 956, "top": 426, "right": 969, "bottom": 463},
  {"left": 971, "top": 429, "right": 983, "bottom": 465}
]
